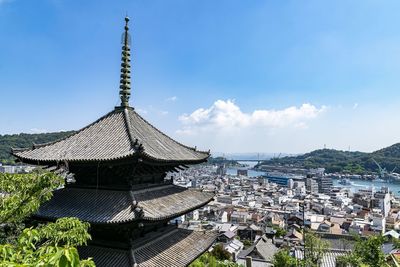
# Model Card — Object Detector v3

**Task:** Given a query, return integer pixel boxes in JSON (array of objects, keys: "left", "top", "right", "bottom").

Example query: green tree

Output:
[
  {"left": 272, "top": 225, "right": 287, "bottom": 237},
  {"left": 243, "top": 239, "right": 252, "bottom": 248},
  {"left": 336, "top": 253, "right": 364, "bottom": 267},
  {"left": 392, "top": 236, "right": 400, "bottom": 250},
  {"left": 354, "top": 235, "right": 386, "bottom": 267},
  {"left": 0, "top": 171, "right": 94, "bottom": 266},
  {"left": 304, "top": 231, "right": 330, "bottom": 266},
  {"left": 272, "top": 249, "right": 297, "bottom": 267},
  {"left": 211, "top": 243, "right": 232, "bottom": 261},
  {"left": 189, "top": 252, "right": 243, "bottom": 267},
  {"left": 0, "top": 171, "right": 64, "bottom": 226},
  {"left": 336, "top": 235, "right": 388, "bottom": 267},
  {"left": 0, "top": 131, "right": 74, "bottom": 164}
]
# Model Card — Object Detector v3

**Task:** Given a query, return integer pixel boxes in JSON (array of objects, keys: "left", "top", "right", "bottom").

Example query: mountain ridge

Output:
[
  {"left": 1, "top": 131, "right": 400, "bottom": 174},
  {"left": 0, "top": 131, "right": 75, "bottom": 164},
  {"left": 257, "top": 143, "right": 400, "bottom": 174}
]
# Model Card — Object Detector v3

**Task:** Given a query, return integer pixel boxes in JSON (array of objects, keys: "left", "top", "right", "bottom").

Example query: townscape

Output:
[
  {"left": 3, "top": 1, "right": 400, "bottom": 267},
  {"left": 3, "top": 159, "right": 400, "bottom": 266},
  {"left": 171, "top": 162, "right": 400, "bottom": 266}
]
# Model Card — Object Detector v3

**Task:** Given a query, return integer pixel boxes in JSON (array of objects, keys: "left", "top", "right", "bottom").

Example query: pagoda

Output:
[{"left": 12, "top": 17, "right": 216, "bottom": 267}]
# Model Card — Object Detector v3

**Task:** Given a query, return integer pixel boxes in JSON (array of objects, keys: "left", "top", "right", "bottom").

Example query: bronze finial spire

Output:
[{"left": 119, "top": 16, "right": 131, "bottom": 107}]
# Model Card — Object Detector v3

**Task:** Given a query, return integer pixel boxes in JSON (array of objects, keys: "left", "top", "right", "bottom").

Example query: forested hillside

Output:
[
  {"left": 2, "top": 131, "right": 400, "bottom": 175},
  {"left": 257, "top": 143, "right": 400, "bottom": 174},
  {"left": 0, "top": 131, "right": 75, "bottom": 164}
]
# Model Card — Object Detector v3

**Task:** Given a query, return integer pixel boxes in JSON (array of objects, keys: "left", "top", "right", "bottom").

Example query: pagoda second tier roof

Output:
[
  {"left": 78, "top": 228, "right": 217, "bottom": 267},
  {"left": 35, "top": 185, "right": 214, "bottom": 224},
  {"left": 12, "top": 107, "right": 209, "bottom": 163}
]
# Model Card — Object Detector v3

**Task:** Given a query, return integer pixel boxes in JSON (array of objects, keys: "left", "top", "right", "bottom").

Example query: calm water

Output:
[
  {"left": 226, "top": 161, "right": 265, "bottom": 177},
  {"left": 333, "top": 179, "right": 400, "bottom": 196},
  {"left": 227, "top": 161, "right": 400, "bottom": 196},
  {"left": 226, "top": 161, "right": 400, "bottom": 197}
]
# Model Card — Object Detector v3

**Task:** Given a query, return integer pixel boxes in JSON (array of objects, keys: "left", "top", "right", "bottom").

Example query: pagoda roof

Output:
[
  {"left": 134, "top": 185, "right": 214, "bottom": 220},
  {"left": 35, "top": 185, "right": 214, "bottom": 224},
  {"left": 12, "top": 107, "right": 209, "bottom": 164},
  {"left": 35, "top": 187, "right": 139, "bottom": 224},
  {"left": 78, "top": 228, "right": 217, "bottom": 267},
  {"left": 133, "top": 228, "right": 216, "bottom": 267}
]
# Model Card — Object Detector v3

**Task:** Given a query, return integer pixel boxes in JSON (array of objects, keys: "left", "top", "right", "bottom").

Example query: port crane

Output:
[
  {"left": 373, "top": 158, "right": 387, "bottom": 178},
  {"left": 372, "top": 158, "right": 399, "bottom": 181}
]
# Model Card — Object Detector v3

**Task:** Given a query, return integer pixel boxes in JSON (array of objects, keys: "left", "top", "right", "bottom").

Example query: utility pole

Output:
[{"left": 303, "top": 201, "right": 306, "bottom": 265}]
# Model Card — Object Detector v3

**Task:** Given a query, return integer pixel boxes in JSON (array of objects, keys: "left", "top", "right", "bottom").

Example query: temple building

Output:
[{"left": 12, "top": 17, "right": 216, "bottom": 267}]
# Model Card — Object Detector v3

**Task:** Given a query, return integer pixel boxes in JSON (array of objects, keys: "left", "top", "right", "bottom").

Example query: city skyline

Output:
[{"left": 2, "top": 0, "right": 400, "bottom": 153}]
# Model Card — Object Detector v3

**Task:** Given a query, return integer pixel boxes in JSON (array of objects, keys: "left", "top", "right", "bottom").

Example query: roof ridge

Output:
[
  {"left": 11, "top": 109, "right": 120, "bottom": 157},
  {"left": 122, "top": 107, "right": 140, "bottom": 154},
  {"left": 129, "top": 108, "right": 209, "bottom": 156},
  {"left": 13, "top": 107, "right": 209, "bottom": 163}
]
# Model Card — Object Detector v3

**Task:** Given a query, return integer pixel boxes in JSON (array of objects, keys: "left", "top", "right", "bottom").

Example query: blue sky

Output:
[{"left": 1, "top": 0, "right": 400, "bottom": 153}]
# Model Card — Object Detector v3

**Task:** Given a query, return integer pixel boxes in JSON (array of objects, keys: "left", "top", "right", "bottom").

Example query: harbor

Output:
[
  {"left": 332, "top": 178, "right": 400, "bottom": 197},
  {"left": 227, "top": 161, "right": 400, "bottom": 196}
]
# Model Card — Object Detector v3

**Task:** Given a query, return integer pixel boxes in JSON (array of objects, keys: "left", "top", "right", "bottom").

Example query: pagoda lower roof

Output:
[
  {"left": 35, "top": 185, "right": 214, "bottom": 224},
  {"left": 78, "top": 228, "right": 217, "bottom": 267},
  {"left": 12, "top": 107, "right": 209, "bottom": 163},
  {"left": 134, "top": 185, "right": 214, "bottom": 221}
]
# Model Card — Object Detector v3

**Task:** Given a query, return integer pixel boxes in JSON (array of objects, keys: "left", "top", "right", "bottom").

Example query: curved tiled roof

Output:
[
  {"left": 134, "top": 185, "right": 215, "bottom": 221},
  {"left": 133, "top": 229, "right": 216, "bottom": 267},
  {"left": 35, "top": 188, "right": 139, "bottom": 224},
  {"left": 12, "top": 107, "right": 209, "bottom": 163},
  {"left": 34, "top": 185, "right": 214, "bottom": 224},
  {"left": 78, "top": 228, "right": 217, "bottom": 267}
]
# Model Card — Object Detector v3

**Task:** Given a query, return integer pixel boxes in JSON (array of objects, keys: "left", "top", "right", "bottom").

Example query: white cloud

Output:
[
  {"left": 353, "top": 103, "right": 359, "bottom": 109},
  {"left": 136, "top": 108, "right": 148, "bottom": 114},
  {"left": 178, "top": 100, "right": 326, "bottom": 134},
  {"left": 166, "top": 96, "right": 178, "bottom": 102},
  {"left": 30, "top": 128, "right": 48, "bottom": 134}
]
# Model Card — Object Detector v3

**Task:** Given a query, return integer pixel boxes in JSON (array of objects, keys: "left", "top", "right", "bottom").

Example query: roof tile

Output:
[{"left": 13, "top": 108, "right": 209, "bottom": 163}]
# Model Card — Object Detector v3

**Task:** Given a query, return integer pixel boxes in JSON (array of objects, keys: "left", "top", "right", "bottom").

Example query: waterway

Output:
[
  {"left": 226, "top": 161, "right": 265, "bottom": 177},
  {"left": 332, "top": 179, "right": 400, "bottom": 196},
  {"left": 226, "top": 161, "right": 400, "bottom": 196}
]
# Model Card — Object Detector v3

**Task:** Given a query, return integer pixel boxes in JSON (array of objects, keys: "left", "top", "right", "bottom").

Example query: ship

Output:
[{"left": 339, "top": 178, "right": 352, "bottom": 185}]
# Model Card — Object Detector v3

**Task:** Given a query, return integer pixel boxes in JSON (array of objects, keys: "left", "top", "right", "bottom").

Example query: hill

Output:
[
  {"left": 2, "top": 131, "right": 400, "bottom": 175},
  {"left": 207, "top": 156, "right": 239, "bottom": 166},
  {"left": 257, "top": 143, "right": 400, "bottom": 174},
  {"left": 0, "top": 131, "right": 75, "bottom": 164}
]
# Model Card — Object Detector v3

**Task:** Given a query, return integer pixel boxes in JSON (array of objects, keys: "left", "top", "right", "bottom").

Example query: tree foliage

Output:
[
  {"left": 336, "top": 235, "right": 388, "bottom": 267},
  {"left": 211, "top": 243, "right": 232, "bottom": 261},
  {"left": 0, "top": 171, "right": 94, "bottom": 266},
  {"left": 0, "top": 171, "right": 64, "bottom": 225},
  {"left": 0, "top": 218, "right": 94, "bottom": 266},
  {"left": 273, "top": 232, "right": 330, "bottom": 267},
  {"left": 304, "top": 231, "right": 330, "bottom": 266},
  {"left": 189, "top": 252, "right": 243, "bottom": 267},
  {"left": 0, "top": 131, "right": 74, "bottom": 164},
  {"left": 257, "top": 144, "right": 400, "bottom": 174},
  {"left": 207, "top": 157, "right": 239, "bottom": 166},
  {"left": 272, "top": 249, "right": 297, "bottom": 267},
  {"left": 272, "top": 225, "right": 287, "bottom": 237},
  {"left": 242, "top": 239, "right": 252, "bottom": 248}
]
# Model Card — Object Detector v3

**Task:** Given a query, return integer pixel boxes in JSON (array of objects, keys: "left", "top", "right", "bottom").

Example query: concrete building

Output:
[
  {"left": 318, "top": 176, "right": 333, "bottom": 194},
  {"left": 216, "top": 164, "right": 227, "bottom": 175},
  {"left": 306, "top": 178, "right": 319, "bottom": 194},
  {"left": 288, "top": 178, "right": 294, "bottom": 189},
  {"left": 0, "top": 165, "right": 15, "bottom": 173},
  {"left": 237, "top": 169, "right": 248, "bottom": 176},
  {"left": 374, "top": 189, "right": 391, "bottom": 218}
]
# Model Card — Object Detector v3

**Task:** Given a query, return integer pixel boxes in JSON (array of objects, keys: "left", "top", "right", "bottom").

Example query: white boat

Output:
[{"left": 339, "top": 179, "right": 352, "bottom": 185}]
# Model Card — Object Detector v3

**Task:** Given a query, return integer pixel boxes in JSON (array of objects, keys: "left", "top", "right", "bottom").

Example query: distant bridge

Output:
[{"left": 233, "top": 159, "right": 269, "bottom": 162}]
